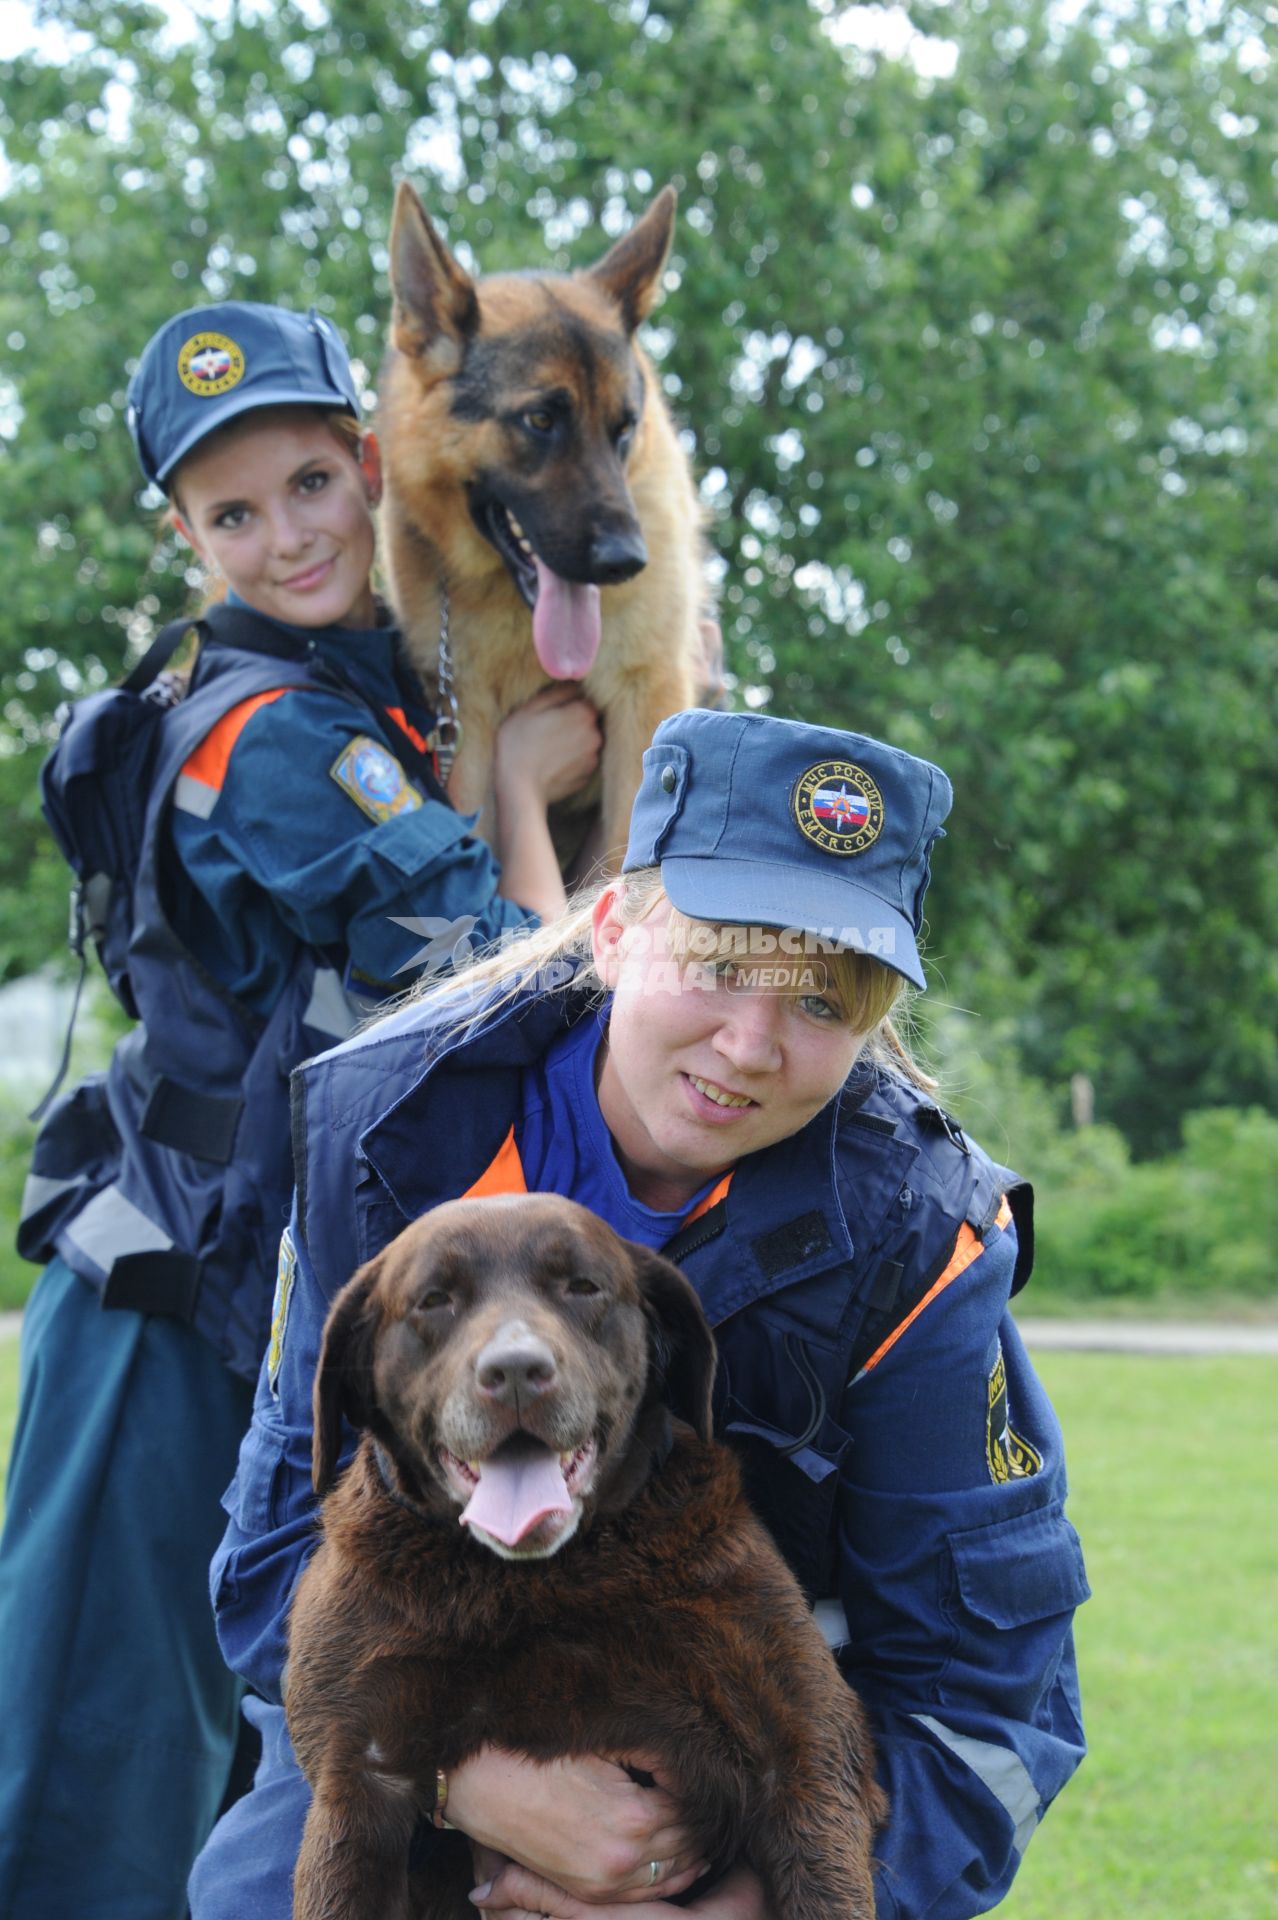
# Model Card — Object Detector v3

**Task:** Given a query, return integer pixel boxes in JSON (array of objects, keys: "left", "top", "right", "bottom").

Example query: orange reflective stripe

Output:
[
  {"left": 458, "top": 1131, "right": 733, "bottom": 1229},
  {"left": 180, "top": 687, "right": 295, "bottom": 797},
  {"left": 858, "top": 1194, "right": 1015, "bottom": 1379},
  {"left": 462, "top": 1126, "right": 528, "bottom": 1200},
  {"left": 685, "top": 1171, "right": 734, "bottom": 1225},
  {"left": 385, "top": 705, "right": 432, "bottom": 757}
]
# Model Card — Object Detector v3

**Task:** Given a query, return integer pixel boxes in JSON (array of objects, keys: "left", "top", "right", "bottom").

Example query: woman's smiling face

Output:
[
  {"left": 172, "top": 408, "right": 380, "bottom": 630},
  {"left": 591, "top": 890, "right": 867, "bottom": 1211}
]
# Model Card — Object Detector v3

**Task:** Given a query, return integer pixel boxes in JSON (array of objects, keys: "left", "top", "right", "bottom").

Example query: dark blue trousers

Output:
[{"left": 0, "top": 1258, "right": 253, "bottom": 1919}]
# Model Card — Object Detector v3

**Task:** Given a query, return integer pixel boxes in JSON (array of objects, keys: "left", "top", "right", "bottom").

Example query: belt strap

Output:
[
  {"left": 101, "top": 1248, "right": 202, "bottom": 1321},
  {"left": 140, "top": 1075, "right": 244, "bottom": 1165}
]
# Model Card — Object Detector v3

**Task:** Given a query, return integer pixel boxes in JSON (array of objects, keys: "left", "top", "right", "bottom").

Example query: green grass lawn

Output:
[
  {"left": 0, "top": 1335, "right": 1274, "bottom": 1913},
  {"left": 999, "top": 1351, "right": 1278, "bottom": 1920}
]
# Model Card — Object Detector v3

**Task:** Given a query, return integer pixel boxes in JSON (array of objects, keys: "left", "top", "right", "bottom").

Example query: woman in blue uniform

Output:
[
  {"left": 0, "top": 301, "right": 600, "bottom": 1919},
  {"left": 193, "top": 707, "right": 1089, "bottom": 1920}
]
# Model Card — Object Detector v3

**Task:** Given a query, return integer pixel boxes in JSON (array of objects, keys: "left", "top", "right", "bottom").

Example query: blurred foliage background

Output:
[{"left": 0, "top": 0, "right": 1275, "bottom": 1302}]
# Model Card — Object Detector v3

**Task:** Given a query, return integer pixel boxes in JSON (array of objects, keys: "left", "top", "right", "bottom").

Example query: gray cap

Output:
[{"left": 622, "top": 708, "right": 953, "bottom": 989}]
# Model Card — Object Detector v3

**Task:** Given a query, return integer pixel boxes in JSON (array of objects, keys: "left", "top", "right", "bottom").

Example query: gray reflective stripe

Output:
[
  {"left": 911, "top": 1713, "right": 1040, "bottom": 1852},
  {"left": 812, "top": 1597, "right": 849, "bottom": 1650},
  {"left": 19, "top": 1170, "right": 86, "bottom": 1223},
  {"left": 63, "top": 1183, "right": 173, "bottom": 1267},
  {"left": 83, "top": 871, "right": 114, "bottom": 936},
  {"left": 173, "top": 773, "right": 219, "bottom": 818},
  {"left": 304, "top": 967, "right": 366, "bottom": 1039}
]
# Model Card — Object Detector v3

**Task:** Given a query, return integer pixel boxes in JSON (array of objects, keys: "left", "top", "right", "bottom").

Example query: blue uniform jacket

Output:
[
  {"left": 20, "top": 602, "right": 536, "bottom": 1378},
  {"left": 168, "top": 607, "right": 533, "bottom": 1005},
  {"left": 212, "top": 983, "right": 1089, "bottom": 1918}
]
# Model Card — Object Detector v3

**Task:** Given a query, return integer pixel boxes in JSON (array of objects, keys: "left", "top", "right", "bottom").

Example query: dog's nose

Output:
[
  {"left": 475, "top": 1325, "right": 558, "bottom": 1403},
  {"left": 588, "top": 528, "right": 648, "bottom": 583}
]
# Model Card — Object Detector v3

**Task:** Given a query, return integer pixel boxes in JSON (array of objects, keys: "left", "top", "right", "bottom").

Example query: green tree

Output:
[{"left": 1, "top": 0, "right": 1275, "bottom": 1154}]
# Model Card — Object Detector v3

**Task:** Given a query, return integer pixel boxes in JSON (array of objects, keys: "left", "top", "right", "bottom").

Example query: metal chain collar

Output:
[{"left": 426, "top": 581, "right": 462, "bottom": 783}]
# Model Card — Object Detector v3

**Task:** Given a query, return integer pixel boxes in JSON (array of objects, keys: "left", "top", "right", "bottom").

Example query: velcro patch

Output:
[
  {"left": 330, "top": 736, "right": 423, "bottom": 824},
  {"left": 267, "top": 1227, "right": 297, "bottom": 1396},
  {"left": 987, "top": 1344, "right": 1043, "bottom": 1483},
  {"left": 752, "top": 1210, "right": 833, "bottom": 1278}
]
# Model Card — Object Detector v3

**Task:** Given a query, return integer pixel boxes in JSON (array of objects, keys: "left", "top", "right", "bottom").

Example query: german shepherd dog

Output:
[{"left": 377, "top": 182, "right": 704, "bottom": 868}]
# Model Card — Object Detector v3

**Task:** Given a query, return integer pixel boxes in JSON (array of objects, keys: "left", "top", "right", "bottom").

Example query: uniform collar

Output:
[
  {"left": 353, "top": 982, "right": 919, "bottom": 1326},
  {"left": 219, "top": 588, "right": 409, "bottom": 704},
  {"left": 357, "top": 983, "right": 588, "bottom": 1224},
  {"left": 677, "top": 1067, "right": 922, "bottom": 1331}
]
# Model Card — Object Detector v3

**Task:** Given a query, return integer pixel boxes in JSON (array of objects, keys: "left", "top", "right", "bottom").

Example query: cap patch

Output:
[
  {"left": 177, "top": 331, "right": 246, "bottom": 397},
  {"left": 792, "top": 759, "right": 884, "bottom": 856}
]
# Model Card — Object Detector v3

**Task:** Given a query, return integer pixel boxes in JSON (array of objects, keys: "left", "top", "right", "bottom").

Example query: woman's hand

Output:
[
  {"left": 444, "top": 1747, "right": 708, "bottom": 1904},
  {"left": 469, "top": 1860, "right": 770, "bottom": 1918},
  {"left": 489, "top": 686, "right": 603, "bottom": 918},
  {"left": 494, "top": 684, "right": 602, "bottom": 810}
]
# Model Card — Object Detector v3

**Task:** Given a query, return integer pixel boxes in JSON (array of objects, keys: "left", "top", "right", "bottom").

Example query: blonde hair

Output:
[{"left": 407, "top": 867, "right": 935, "bottom": 1090}]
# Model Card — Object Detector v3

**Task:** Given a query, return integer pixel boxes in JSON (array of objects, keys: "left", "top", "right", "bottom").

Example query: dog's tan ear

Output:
[
  {"left": 637, "top": 1248, "right": 716, "bottom": 1442},
  {"left": 312, "top": 1265, "right": 379, "bottom": 1496},
  {"left": 584, "top": 185, "right": 677, "bottom": 332},
  {"left": 388, "top": 180, "right": 479, "bottom": 373}
]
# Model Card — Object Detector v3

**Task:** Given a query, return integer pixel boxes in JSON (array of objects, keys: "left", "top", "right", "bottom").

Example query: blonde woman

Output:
[{"left": 193, "top": 707, "right": 1088, "bottom": 1920}]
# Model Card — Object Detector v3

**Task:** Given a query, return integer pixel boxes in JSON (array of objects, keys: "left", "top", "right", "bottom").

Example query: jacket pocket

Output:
[
  {"left": 223, "top": 1420, "right": 293, "bottom": 1538},
  {"left": 940, "top": 1502, "right": 1091, "bottom": 1718}
]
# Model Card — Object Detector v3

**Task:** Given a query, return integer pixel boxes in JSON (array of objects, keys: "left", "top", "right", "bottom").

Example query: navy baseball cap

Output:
[
  {"left": 623, "top": 709, "right": 954, "bottom": 990},
  {"left": 125, "top": 301, "right": 360, "bottom": 490}
]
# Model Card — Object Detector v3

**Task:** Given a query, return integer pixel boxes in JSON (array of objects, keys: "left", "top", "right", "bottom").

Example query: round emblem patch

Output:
[
  {"left": 792, "top": 759, "right": 884, "bottom": 856},
  {"left": 353, "top": 742, "right": 403, "bottom": 804},
  {"left": 177, "top": 331, "right": 246, "bottom": 397},
  {"left": 329, "top": 736, "right": 423, "bottom": 824}
]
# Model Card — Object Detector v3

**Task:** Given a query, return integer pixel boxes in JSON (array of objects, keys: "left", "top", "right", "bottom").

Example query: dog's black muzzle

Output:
[{"left": 587, "top": 527, "right": 648, "bottom": 584}]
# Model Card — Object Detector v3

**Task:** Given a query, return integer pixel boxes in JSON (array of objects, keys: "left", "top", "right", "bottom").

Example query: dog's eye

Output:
[
  {"left": 615, "top": 415, "right": 637, "bottom": 454},
  {"left": 523, "top": 408, "right": 555, "bottom": 436},
  {"left": 415, "top": 1290, "right": 452, "bottom": 1313},
  {"left": 565, "top": 1276, "right": 601, "bottom": 1298}
]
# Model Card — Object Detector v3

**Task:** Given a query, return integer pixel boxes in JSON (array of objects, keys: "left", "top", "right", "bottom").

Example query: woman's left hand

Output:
[{"left": 469, "top": 1860, "right": 771, "bottom": 1918}]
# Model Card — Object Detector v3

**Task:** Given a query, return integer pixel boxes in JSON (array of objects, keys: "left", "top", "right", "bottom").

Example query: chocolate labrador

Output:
[{"left": 285, "top": 1192, "right": 885, "bottom": 1920}]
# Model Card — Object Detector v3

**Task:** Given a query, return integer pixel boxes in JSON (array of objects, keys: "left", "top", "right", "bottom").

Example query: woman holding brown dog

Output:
[{"left": 192, "top": 707, "right": 1088, "bottom": 1920}]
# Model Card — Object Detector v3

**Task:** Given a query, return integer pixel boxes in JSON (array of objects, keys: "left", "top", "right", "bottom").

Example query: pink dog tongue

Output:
[
  {"left": 532, "top": 557, "right": 602, "bottom": 679},
  {"left": 460, "top": 1443, "right": 572, "bottom": 1547}
]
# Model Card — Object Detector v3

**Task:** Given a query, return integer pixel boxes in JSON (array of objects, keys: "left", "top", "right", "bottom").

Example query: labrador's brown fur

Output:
[
  {"left": 378, "top": 185, "right": 704, "bottom": 869},
  {"left": 285, "top": 1193, "right": 885, "bottom": 1920}
]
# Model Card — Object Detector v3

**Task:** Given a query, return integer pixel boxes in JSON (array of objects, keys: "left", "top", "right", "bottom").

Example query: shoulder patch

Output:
[
  {"left": 330, "top": 735, "right": 424, "bottom": 824},
  {"left": 987, "top": 1343, "right": 1044, "bottom": 1483},
  {"left": 267, "top": 1227, "right": 297, "bottom": 1396}
]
